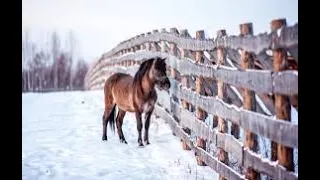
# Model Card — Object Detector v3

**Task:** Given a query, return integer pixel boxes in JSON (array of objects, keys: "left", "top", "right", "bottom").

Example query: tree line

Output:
[{"left": 22, "top": 30, "right": 89, "bottom": 92}]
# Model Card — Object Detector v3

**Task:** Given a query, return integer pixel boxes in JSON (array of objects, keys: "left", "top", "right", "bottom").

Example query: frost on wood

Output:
[
  {"left": 167, "top": 54, "right": 297, "bottom": 95},
  {"left": 88, "top": 51, "right": 298, "bottom": 96},
  {"left": 97, "top": 24, "right": 298, "bottom": 60},
  {"left": 179, "top": 87, "right": 298, "bottom": 148},
  {"left": 240, "top": 109, "right": 298, "bottom": 148},
  {"left": 170, "top": 100, "right": 181, "bottom": 121},
  {"left": 255, "top": 94, "right": 272, "bottom": 116},
  {"left": 156, "top": 104, "right": 245, "bottom": 180},
  {"left": 196, "top": 148, "right": 246, "bottom": 180},
  {"left": 273, "top": 23, "right": 298, "bottom": 53},
  {"left": 102, "top": 32, "right": 216, "bottom": 58},
  {"left": 169, "top": 77, "right": 181, "bottom": 99},
  {"left": 155, "top": 88, "right": 171, "bottom": 111},
  {"left": 243, "top": 149, "right": 298, "bottom": 180},
  {"left": 86, "top": 24, "right": 298, "bottom": 84},
  {"left": 180, "top": 108, "right": 217, "bottom": 146},
  {"left": 272, "top": 70, "right": 298, "bottom": 95}
]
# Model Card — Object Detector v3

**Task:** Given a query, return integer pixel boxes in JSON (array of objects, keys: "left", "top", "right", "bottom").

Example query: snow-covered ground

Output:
[{"left": 22, "top": 90, "right": 219, "bottom": 180}]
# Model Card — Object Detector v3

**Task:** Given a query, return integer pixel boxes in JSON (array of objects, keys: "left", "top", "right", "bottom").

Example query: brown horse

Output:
[{"left": 102, "top": 57, "right": 171, "bottom": 146}]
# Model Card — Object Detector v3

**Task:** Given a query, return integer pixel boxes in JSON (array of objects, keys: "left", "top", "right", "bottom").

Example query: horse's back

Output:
[
  {"left": 105, "top": 72, "right": 131, "bottom": 84},
  {"left": 104, "top": 72, "right": 135, "bottom": 111},
  {"left": 104, "top": 72, "right": 132, "bottom": 90}
]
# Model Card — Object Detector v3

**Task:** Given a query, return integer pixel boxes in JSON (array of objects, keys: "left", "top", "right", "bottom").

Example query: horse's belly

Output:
[{"left": 115, "top": 99, "right": 135, "bottom": 112}]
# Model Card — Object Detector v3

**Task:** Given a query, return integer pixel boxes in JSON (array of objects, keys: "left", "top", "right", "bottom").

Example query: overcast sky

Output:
[{"left": 22, "top": 0, "right": 298, "bottom": 63}]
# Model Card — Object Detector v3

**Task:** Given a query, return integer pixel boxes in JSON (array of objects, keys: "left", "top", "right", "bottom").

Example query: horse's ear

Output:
[{"left": 159, "top": 57, "right": 166, "bottom": 63}]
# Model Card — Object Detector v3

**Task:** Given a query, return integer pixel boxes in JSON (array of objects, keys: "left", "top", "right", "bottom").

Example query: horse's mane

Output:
[{"left": 133, "top": 58, "right": 155, "bottom": 85}]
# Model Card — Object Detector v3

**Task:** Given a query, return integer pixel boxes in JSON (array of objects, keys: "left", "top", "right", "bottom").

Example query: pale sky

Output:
[{"left": 22, "top": 0, "right": 298, "bottom": 63}]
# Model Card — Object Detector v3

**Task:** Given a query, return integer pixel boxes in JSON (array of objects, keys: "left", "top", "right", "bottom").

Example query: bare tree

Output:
[
  {"left": 22, "top": 30, "right": 33, "bottom": 91},
  {"left": 51, "top": 31, "right": 60, "bottom": 90},
  {"left": 73, "top": 59, "right": 88, "bottom": 89},
  {"left": 22, "top": 29, "right": 87, "bottom": 93},
  {"left": 67, "top": 30, "right": 76, "bottom": 90}
]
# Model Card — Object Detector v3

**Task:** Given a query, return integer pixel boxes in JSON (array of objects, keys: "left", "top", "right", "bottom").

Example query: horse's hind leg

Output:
[
  {"left": 116, "top": 109, "right": 127, "bottom": 144},
  {"left": 102, "top": 105, "right": 114, "bottom": 141},
  {"left": 144, "top": 108, "right": 154, "bottom": 145}
]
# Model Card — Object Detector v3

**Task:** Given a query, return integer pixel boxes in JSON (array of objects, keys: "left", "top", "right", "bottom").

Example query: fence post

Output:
[
  {"left": 140, "top": 33, "right": 145, "bottom": 50},
  {"left": 151, "top": 30, "right": 160, "bottom": 52},
  {"left": 127, "top": 38, "right": 134, "bottom": 53},
  {"left": 145, "top": 32, "right": 152, "bottom": 51},
  {"left": 195, "top": 30, "right": 207, "bottom": 166},
  {"left": 239, "top": 23, "right": 260, "bottom": 180},
  {"left": 270, "top": 18, "right": 294, "bottom": 171},
  {"left": 169, "top": 28, "right": 179, "bottom": 79},
  {"left": 216, "top": 29, "right": 229, "bottom": 180},
  {"left": 134, "top": 35, "right": 141, "bottom": 52},
  {"left": 179, "top": 29, "right": 192, "bottom": 151},
  {"left": 168, "top": 28, "right": 180, "bottom": 136},
  {"left": 160, "top": 28, "right": 169, "bottom": 53}
]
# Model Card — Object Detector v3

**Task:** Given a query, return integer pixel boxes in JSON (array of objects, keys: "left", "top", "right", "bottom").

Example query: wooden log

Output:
[
  {"left": 160, "top": 29, "right": 168, "bottom": 53},
  {"left": 169, "top": 28, "right": 179, "bottom": 136},
  {"left": 145, "top": 32, "right": 152, "bottom": 51},
  {"left": 271, "top": 19, "right": 294, "bottom": 172},
  {"left": 101, "top": 23, "right": 297, "bottom": 59},
  {"left": 195, "top": 30, "right": 207, "bottom": 166},
  {"left": 169, "top": 28, "right": 179, "bottom": 79},
  {"left": 240, "top": 23, "right": 260, "bottom": 180},
  {"left": 134, "top": 35, "right": 141, "bottom": 51},
  {"left": 140, "top": 33, "right": 145, "bottom": 50},
  {"left": 180, "top": 29, "right": 192, "bottom": 151},
  {"left": 154, "top": 105, "right": 246, "bottom": 180},
  {"left": 216, "top": 29, "right": 229, "bottom": 180},
  {"left": 151, "top": 30, "right": 161, "bottom": 51}
]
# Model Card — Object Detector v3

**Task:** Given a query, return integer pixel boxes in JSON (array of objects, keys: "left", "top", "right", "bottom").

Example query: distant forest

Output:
[{"left": 22, "top": 30, "right": 89, "bottom": 92}]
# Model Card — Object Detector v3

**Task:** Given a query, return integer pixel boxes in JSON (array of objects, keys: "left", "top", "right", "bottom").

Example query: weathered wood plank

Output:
[
  {"left": 170, "top": 99, "right": 181, "bottom": 120},
  {"left": 87, "top": 51, "right": 298, "bottom": 96},
  {"left": 243, "top": 149, "right": 298, "bottom": 180},
  {"left": 154, "top": 104, "right": 246, "bottom": 180},
  {"left": 172, "top": 84, "right": 298, "bottom": 148},
  {"left": 177, "top": 57, "right": 297, "bottom": 95},
  {"left": 180, "top": 108, "right": 218, "bottom": 147},
  {"left": 196, "top": 148, "right": 246, "bottom": 180},
  {"left": 98, "top": 24, "right": 297, "bottom": 59},
  {"left": 272, "top": 71, "right": 298, "bottom": 95},
  {"left": 173, "top": 104, "right": 298, "bottom": 180},
  {"left": 155, "top": 88, "right": 171, "bottom": 111}
]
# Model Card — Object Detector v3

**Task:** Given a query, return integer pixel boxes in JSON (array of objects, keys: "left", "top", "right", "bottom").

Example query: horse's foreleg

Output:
[
  {"left": 144, "top": 108, "right": 154, "bottom": 145},
  {"left": 116, "top": 109, "right": 127, "bottom": 144},
  {"left": 135, "top": 112, "right": 144, "bottom": 146}
]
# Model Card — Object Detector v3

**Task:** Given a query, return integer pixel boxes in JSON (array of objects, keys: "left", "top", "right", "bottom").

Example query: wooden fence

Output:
[{"left": 84, "top": 18, "right": 298, "bottom": 180}]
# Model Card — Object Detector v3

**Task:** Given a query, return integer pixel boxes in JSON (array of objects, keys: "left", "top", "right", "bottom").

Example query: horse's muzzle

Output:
[{"left": 160, "top": 78, "right": 170, "bottom": 91}]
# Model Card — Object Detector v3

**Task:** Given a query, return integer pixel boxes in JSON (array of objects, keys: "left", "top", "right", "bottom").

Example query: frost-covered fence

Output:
[{"left": 85, "top": 18, "right": 298, "bottom": 180}]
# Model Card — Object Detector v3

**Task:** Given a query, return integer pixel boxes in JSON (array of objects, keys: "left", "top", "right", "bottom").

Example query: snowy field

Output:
[{"left": 22, "top": 90, "right": 219, "bottom": 180}]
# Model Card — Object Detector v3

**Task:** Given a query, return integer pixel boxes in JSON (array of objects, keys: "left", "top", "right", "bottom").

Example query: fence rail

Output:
[{"left": 85, "top": 18, "right": 298, "bottom": 180}]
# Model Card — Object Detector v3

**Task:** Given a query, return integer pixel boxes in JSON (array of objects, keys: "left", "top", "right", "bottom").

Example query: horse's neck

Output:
[{"left": 141, "top": 75, "right": 155, "bottom": 96}]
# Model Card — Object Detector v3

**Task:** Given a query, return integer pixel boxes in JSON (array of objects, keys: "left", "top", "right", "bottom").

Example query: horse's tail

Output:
[{"left": 108, "top": 105, "right": 117, "bottom": 134}]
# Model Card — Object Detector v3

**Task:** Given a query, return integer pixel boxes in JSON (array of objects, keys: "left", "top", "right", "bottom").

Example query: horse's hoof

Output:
[
  {"left": 139, "top": 143, "right": 144, "bottom": 147},
  {"left": 102, "top": 136, "right": 107, "bottom": 141},
  {"left": 144, "top": 139, "right": 150, "bottom": 145},
  {"left": 120, "top": 139, "right": 128, "bottom": 144}
]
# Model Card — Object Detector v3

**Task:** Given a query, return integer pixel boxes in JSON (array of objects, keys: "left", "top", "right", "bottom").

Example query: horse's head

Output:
[{"left": 150, "top": 57, "right": 171, "bottom": 92}]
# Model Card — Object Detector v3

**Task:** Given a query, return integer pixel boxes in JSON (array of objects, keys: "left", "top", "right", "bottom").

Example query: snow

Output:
[{"left": 22, "top": 90, "right": 219, "bottom": 180}]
